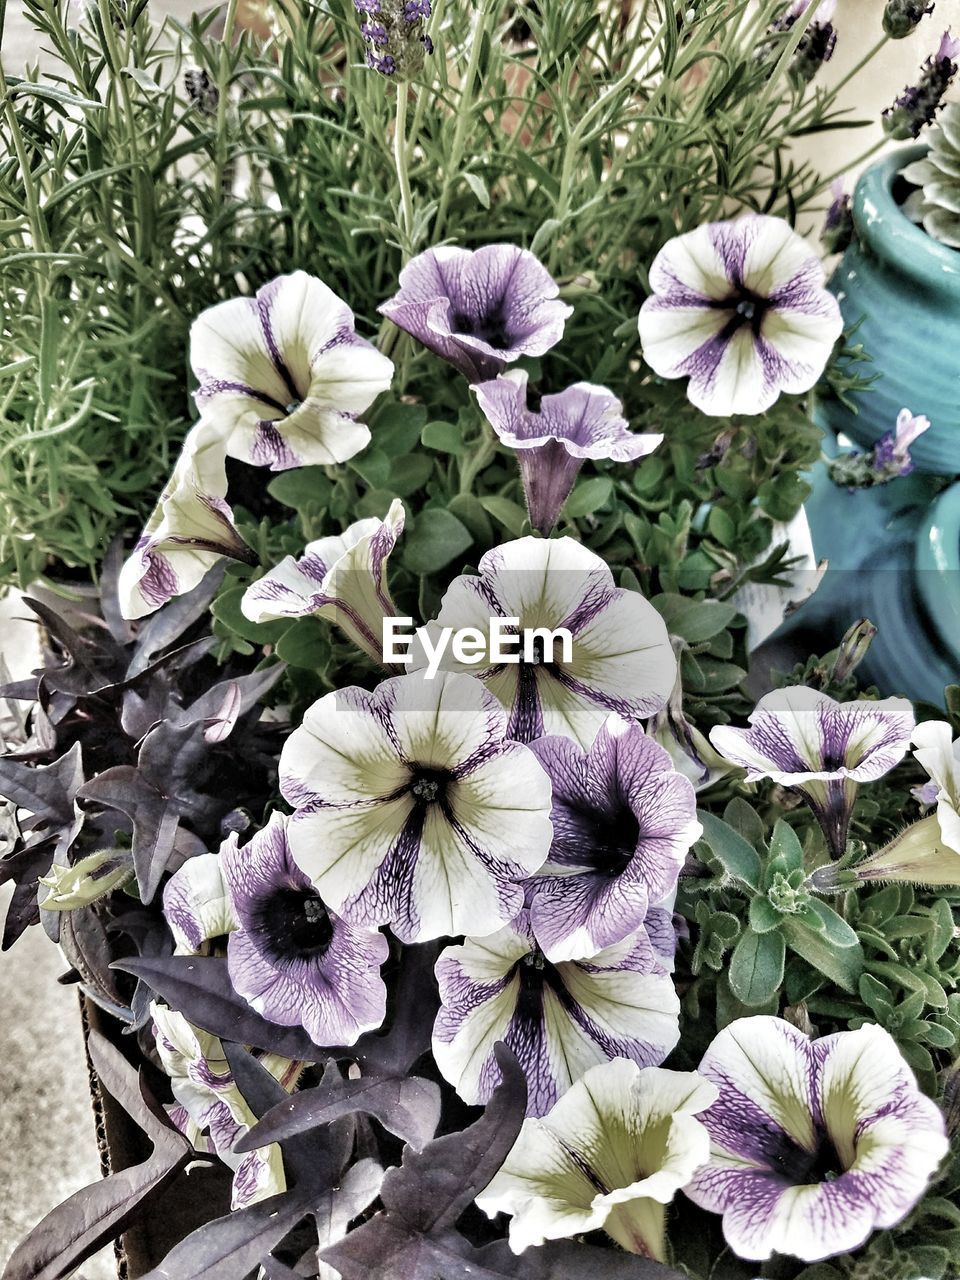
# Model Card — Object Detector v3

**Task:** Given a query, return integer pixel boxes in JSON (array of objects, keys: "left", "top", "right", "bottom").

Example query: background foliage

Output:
[{"left": 1, "top": 0, "right": 869, "bottom": 586}]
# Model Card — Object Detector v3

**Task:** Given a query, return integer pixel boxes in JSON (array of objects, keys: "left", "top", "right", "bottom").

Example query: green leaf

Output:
[
  {"left": 728, "top": 928, "right": 785, "bottom": 1006},
  {"left": 749, "top": 896, "right": 783, "bottom": 934},
  {"left": 402, "top": 509, "right": 473, "bottom": 575},
  {"left": 267, "top": 467, "right": 332, "bottom": 511},
  {"left": 462, "top": 172, "right": 491, "bottom": 209},
  {"left": 562, "top": 476, "right": 613, "bottom": 519},
  {"left": 757, "top": 471, "right": 812, "bottom": 522},
  {"left": 768, "top": 819, "right": 804, "bottom": 874},
  {"left": 782, "top": 917, "right": 862, "bottom": 993},
  {"left": 211, "top": 586, "right": 288, "bottom": 646},
  {"left": 388, "top": 455, "right": 434, "bottom": 498},
  {"left": 421, "top": 421, "right": 466, "bottom": 454},
  {"left": 697, "top": 811, "right": 762, "bottom": 892},
  {"left": 917, "top": 1021, "right": 956, "bottom": 1049},
  {"left": 858, "top": 973, "right": 894, "bottom": 1019},
  {"left": 447, "top": 494, "right": 494, "bottom": 544},
  {"left": 803, "top": 899, "right": 860, "bottom": 950},
  {"left": 275, "top": 617, "right": 328, "bottom": 669},
  {"left": 928, "top": 897, "right": 955, "bottom": 962},
  {"left": 372, "top": 403, "right": 428, "bottom": 456},
  {"left": 723, "top": 797, "right": 765, "bottom": 850},
  {"left": 651, "top": 594, "right": 738, "bottom": 644},
  {"left": 707, "top": 506, "right": 736, "bottom": 547},
  {"left": 479, "top": 496, "right": 527, "bottom": 537}
]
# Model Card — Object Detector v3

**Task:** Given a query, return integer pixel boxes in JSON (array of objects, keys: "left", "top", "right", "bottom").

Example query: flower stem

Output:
[{"left": 394, "top": 84, "right": 416, "bottom": 256}]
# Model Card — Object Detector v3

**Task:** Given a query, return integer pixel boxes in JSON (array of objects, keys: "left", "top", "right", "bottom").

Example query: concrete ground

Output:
[{"left": 2, "top": 1, "right": 960, "bottom": 1275}]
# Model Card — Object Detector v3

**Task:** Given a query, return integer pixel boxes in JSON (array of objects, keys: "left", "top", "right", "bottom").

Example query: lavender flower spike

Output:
[
  {"left": 686, "top": 1017, "right": 948, "bottom": 1262},
  {"left": 883, "top": 30, "right": 960, "bottom": 139},
  {"left": 191, "top": 271, "right": 394, "bottom": 471},
  {"left": 378, "top": 244, "right": 573, "bottom": 383},
  {"left": 638, "top": 214, "right": 843, "bottom": 417},
  {"left": 432, "top": 909, "right": 681, "bottom": 1117},
  {"left": 242, "top": 499, "right": 405, "bottom": 666},
  {"left": 884, "top": 0, "right": 935, "bottom": 39},
  {"left": 473, "top": 371, "right": 662, "bottom": 536},
  {"left": 709, "top": 687, "right": 914, "bottom": 858},
  {"left": 220, "top": 813, "right": 390, "bottom": 1047},
  {"left": 118, "top": 418, "right": 255, "bottom": 621},
  {"left": 477, "top": 1059, "right": 716, "bottom": 1261},
  {"left": 526, "top": 714, "right": 701, "bottom": 963},
  {"left": 279, "top": 671, "right": 553, "bottom": 943}
]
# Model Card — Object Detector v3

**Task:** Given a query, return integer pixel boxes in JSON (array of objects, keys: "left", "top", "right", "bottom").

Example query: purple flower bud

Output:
[
  {"left": 361, "top": 20, "right": 389, "bottom": 44},
  {"left": 883, "top": 0, "right": 935, "bottom": 39},
  {"left": 403, "top": 0, "right": 430, "bottom": 20},
  {"left": 821, "top": 179, "right": 854, "bottom": 254},
  {"left": 883, "top": 29, "right": 960, "bottom": 138},
  {"left": 354, "top": 0, "right": 381, "bottom": 11}
]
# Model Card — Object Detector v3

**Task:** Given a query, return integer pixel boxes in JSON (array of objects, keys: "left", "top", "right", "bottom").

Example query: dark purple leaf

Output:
[
  {"left": 25, "top": 597, "right": 127, "bottom": 694},
  {"left": 1, "top": 1031, "right": 192, "bottom": 1280},
  {"left": 59, "top": 905, "right": 132, "bottom": 1019},
  {"left": 475, "top": 1240, "right": 686, "bottom": 1279},
  {"left": 321, "top": 1046, "right": 526, "bottom": 1280},
  {"left": 0, "top": 742, "right": 82, "bottom": 824},
  {"left": 176, "top": 666, "right": 285, "bottom": 732},
  {"left": 99, "top": 536, "right": 136, "bottom": 646},
  {"left": 0, "top": 676, "right": 41, "bottom": 703},
  {"left": 128, "top": 563, "right": 226, "bottom": 676},
  {"left": 137, "top": 1188, "right": 314, "bottom": 1280},
  {"left": 79, "top": 766, "right": 179, "bottom": 903},
  {"left": 113, "top": 955, "right": 331, "bottom": 1060},
  {"left": 0, "top": 840, "right": 53, "bottom": 948},
  {"left": 352, "top": 941, "right": 440, "bottom": 1073},
  {"left": 237, "top": 1065, "right": 441, "bottom": 1154},
  {"left": 386, "top": 1044, "right": 525, "bottom": 1231},
  {"left": 138, "top": 720, "right": 211, "bottom": 824}
]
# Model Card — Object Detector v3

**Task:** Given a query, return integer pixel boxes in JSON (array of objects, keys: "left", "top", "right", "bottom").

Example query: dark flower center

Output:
[
  {"left": 593, "top": 807, "right": 641, "bottom": 876},
  {"left": 285, "top": 399, "right": 302, "bottom": 414},
  {"left": 774, "top": 1128, "right": 846, "bottom": 1185},
  {"left": 712, "top": 287, "right": 768, "bottom": 337},
  {"left": 256, "top": 887, "right": 334, "bottom": 958},
  {"left": 452, "top": 302, "right": 511, "bottom": 349},
  {"left": 409, "top": 766, "right": 452, "bottom": 806}
]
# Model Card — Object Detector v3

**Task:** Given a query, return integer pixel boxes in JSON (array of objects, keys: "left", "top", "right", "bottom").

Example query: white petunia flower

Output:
[
  {"left": 191, "top": 271, "right": 393, "bottom": 471},
  {"left": 477, "top": 1057, "right": 716, "bottom": 1261},
  {"left": 241, "top": 499, "right": 405, "bottom": 665}
]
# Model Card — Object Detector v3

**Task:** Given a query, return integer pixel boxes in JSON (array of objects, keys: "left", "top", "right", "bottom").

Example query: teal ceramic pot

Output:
[
  {"left": 818, "top": 146, "right": 960, "bottom": 477},
  {"left": 766, "top": 433, "right": 960, "bottom": 706}
]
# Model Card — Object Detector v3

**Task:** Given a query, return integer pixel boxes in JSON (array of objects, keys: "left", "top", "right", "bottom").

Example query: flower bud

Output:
[
  {"left": 39, "top": 849, "right": 134, "bottom": 911},
  {"left": 883, "top": 30, "right": 960, "bottom": 139},
  {"left": 355, "top": 0, "right": 433, "bottom": 79},
  {"left": 883, "top": 0, "right": 935, "bottom": 39}
]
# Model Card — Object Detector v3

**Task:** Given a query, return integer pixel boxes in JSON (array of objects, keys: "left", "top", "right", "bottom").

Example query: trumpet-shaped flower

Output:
[
  {"left": 432, "top": 910, "right": 681, "bottom": 1117},
  {"left": 162, "top": 852, "right": 238, "bottom": 954},
  {"left": 709, "top": 687, "right": 914, "bottom": 857},
  {"left": 638, "top": 215, "right": 843, "bottom": 417},
  {"left": 241, "top": 499, "right": 405, "bottom": 665},
  {"left": 220, "top": 813, "right": 389, "bottom": 1047},
  {"left": 525, "top": 715, "right": 700, "bottom": 962},
  {"left": 119, "top": 419, "right": 255, "bottom": 620},
  {"left": 378, "top": 245, "right": 573, "bottom": 383},
  {"left": 279, "top": 671, "right": 553, "bottom": 943},
  {"left": 414, "top": 537, "right": 676, "bottom": 749},
  {"left": 152, "top": 1003, "right": 299, "bottom": 1210},
  {"left": 843, "top": 720, "right": 960, "bottom": 885},
  {"left": 686, "top": 1017, "right": 949, "bottom": 1262},
  {"left": 191, "top": 271, "right": 393, "bottom": 471},
  {"left": 473, "top": 371, "right": 662, "bottom": 535},
  {"left": 476, "top": 1058, "right": 716, "bottom": 1261}
]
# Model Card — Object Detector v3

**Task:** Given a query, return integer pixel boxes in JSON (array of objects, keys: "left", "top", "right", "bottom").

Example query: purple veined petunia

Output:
[
  {"left": 477, "top": 1058, "right": 716, "bottom": 1261},
  {"left": 162, "top": 852, "right": 238, "bottom": 954},
  {"left": 637, "top": 214, "right": 843, "bottom": 417},
  {"left": 413, "top": 536, "right": 676, "bottom": 749},
  {"left": 241, "top": 499, "right": 405, "bottom": 666},
  {"left": 432, "top": 909, "right": 681, "bottom": 1118},
  {"left": 685, "top": 1016, "right": 949, "bottom": 1262},
  {"left": 190, "top": 270, "right": 394, "bottom": 471},
  {"left": 219, "top": 813, "right": 390, "bottom": 1047},
  {"left": 524, "top": 714, "right": 701, "bottom": 963},
  {"left": 472, "top": 370, "right": 662, "bottom": 536},
  {"left": 151, "top": 1003, "right": 300, "bottom": 1210},
  {"left": 708, "top": 686, "right": 914, "bottom": 858},
  {"left": 377, "top": 244, "right": 573, "bottom": 383},
  {"left": 118, "top": 418, "right": 255, "bottom": 621},
  {"left": 279, "top": 671, "right": 554, "bottom": 944}
]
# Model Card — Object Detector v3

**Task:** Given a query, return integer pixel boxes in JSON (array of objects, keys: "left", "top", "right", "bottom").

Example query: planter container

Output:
[
  {"left": 80, "top": 995, "right": 232, "bottom": 1278},
  {"left": 818, "top": 146, "right": 960, "bottom": 477}
]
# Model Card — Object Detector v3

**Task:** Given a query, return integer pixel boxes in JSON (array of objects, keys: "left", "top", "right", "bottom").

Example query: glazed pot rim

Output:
[
  {"left": 915, "top": 481, "right": 960, "bottom": 655},
  {"left": 854, "top": 145, "right": 960, "bottom": 295}
]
